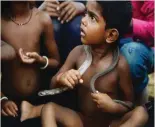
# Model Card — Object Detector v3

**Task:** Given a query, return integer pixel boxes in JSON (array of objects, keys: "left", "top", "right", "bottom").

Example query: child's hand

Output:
[
  {"left": 58, "top": 69, "right": 83, "bottom": 89},
  {"left": 43, "top": 0, "right": 60, "bottom": 17},
  {"left": 19, "top": 48, "right": 42, "bottom": 64},
  {"left": 58, "top": 2, "right": 85, "bottom": 23},
  {"left": 1, "top": 100, "right": 18, "bottom": 117},
  {"left": 91, "top": 92, "right": 115, "bottom": 112}
]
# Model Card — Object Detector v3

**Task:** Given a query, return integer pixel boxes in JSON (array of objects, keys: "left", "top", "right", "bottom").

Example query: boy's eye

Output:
[{"left": 90, "top": 16, "right": 96, "bottom": 22}]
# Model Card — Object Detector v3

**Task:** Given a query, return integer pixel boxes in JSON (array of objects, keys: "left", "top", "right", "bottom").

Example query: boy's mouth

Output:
[{"left": 80, "top": 26, "right": 86, "bottom": 37}]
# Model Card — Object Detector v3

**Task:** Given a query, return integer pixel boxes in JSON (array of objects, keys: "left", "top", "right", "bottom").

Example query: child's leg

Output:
[
  {"left": 41, "top": 102, "right": 83, "bottom": 127},
  {"left": 21, "top": 101, "right": 44, "bottom": 122},
  {"left": 111, "top": 106, "right": 148, "bottom": 127}
]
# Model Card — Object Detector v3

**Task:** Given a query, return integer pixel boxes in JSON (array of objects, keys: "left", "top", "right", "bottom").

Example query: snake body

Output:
[
  {"left": 38, "top": 45, "right": 92, "bottom": 96},
  {"left": 38, "top": 45, "right": 133, "bottom": 110}
]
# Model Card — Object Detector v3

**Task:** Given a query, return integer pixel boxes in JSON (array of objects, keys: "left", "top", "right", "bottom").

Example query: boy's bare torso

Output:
[
  {"left": 75, "top": 46, "right": 121, "bottom": 126},
  {"left": 1, "top": 8, "right": 44, "bottom": 101}
]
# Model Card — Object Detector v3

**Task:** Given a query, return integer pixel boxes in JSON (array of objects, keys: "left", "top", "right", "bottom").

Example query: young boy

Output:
[
  {"left": 21, "top": 1, "right": 135, "bottom": 127},
  {"left": 1, "top": 1, "right": 60, "bottom": 125}
]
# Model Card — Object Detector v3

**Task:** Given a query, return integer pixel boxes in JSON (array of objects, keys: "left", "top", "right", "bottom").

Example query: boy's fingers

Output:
[
  {"left": 68, "top": 71, "right": 78, "bottom": 81},
  {"left": 65, "top": 7, "right": 75, "bottom": 22},
  {"left": 27, "top": 59, "right": 35, "bottom": 63},
  {"left": 79, "top": 79, "right": 83, "bottom": 84},
  {"left": 9, "top": 106, "right": 18, "bottom": 117},
  {"left": 12, "top": 102, "right": 18, "bottom": 111},
  {"left": 46, "top": 6, "right": 56, "bottom": 12},
  {"left": 60, "top": 5, "right": 71, "bottom": 20},
  {"left": 6, "top": 108, "right": 15, "bottom": 117},
  {"left": 63, "top": 8, "right": 74, "bottom": 22},
  {"left": 64, "top": 79, "right": 73, "bottom": 89},
  {"left": 67, "top": 76, "right": 75, "bottom": 86},
  {"left": 91, "top": 93, "right": 99, "bottom": 99},
  {"left": 26, "top": 52, "right": 37, "bottom": 57},
  {"left": 2, "top": 109, "right": 8, "bottom": 116},
  {"left": 92, "top": 99, "right": 98, "bottom": 103},
  {"left": 12, "top": 102, "right": 18, "bottom": 116},
  {"left": 59, "top": 1, "right": 69, "bottom": 10},
  {"left": 67, "top": 10, "right": 76, "bottom": 22},
  {"left": 71, "top": 70, "right": 81, "bottom": 79},
  {"left": 47, "top": 2, "right": 59, "bottom": 9},
  {"left": 49, "top": 12, "right": 59, "bottom": 17},
  {"left": 19, "top": 48, "right": 29, "bottom": 60}
]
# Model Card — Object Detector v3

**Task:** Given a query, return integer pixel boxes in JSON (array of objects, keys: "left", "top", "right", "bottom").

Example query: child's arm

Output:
[
  {"left": 41, "top": 12, "right": 60, "bottom": 68},
  {"left": 1, "top": 40, "right": 16, "bottom": 61},
  {"left": 1, "top": 92, "right": 18, "bottom": 117},
  {"left": 51, "top": 46, "right": 83, "bottom": 89},
  {"left": 18, "top": 12, "right": 60, "bottom": 69},
  {"left": 114, "top": 55, "right": 134, "bottom": 113}
]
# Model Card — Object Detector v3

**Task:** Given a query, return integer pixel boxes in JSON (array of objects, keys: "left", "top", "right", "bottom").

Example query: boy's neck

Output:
[
  {"left": 11, "top": 2, "right": 31, "bottom": 18},
  {"left": 90, "top": 44, "right": 113, "bottom": 60}
]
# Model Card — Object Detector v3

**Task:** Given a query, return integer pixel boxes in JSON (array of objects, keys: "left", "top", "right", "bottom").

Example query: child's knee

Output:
[
  {"left": 133, "top": 107, "right": 148, "bottom": 122},
  {"left": 41, "top": 102, "right": 55, "bottom": 116},
  {"left": 129, "top": 106, "right": 149, "bottom": 126},
  {"left": 64, "top": 113, "right": 83, "bottom": 127}
]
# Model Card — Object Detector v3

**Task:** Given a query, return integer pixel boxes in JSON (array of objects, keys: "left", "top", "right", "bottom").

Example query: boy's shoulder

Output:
[
  {"left": 117, "top": 54, "right": 129, "bottom": 72},
  {"left": 71, "top": 45, "right": 85, "bottom": 54},
  {"left": 34, "top": 8, "right": 52, "bottom": 26}
]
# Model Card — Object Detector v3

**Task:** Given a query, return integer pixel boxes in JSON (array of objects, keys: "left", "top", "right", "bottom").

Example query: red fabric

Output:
[{"left": 131, "top": 1, "right": 154, "bottom": 47}]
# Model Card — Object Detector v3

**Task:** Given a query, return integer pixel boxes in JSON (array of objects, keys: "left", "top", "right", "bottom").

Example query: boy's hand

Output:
[
  {"left": 58, "top": 2, "right": 85, "bottom": 23},
  {"left": 42, "top": 0, "right": 60, "bottom": 17},
  {"left": 91, "top": 92, "right": 115, "bottom": 112},
  {"left": 1, "top": 100, "right": 18, "bottom": 117},
  {"left": 58, "top": 69, "right": 83, "bottom": 89},
  {"left": 19, "top": 48, "right": 42, "bottom": 64}
]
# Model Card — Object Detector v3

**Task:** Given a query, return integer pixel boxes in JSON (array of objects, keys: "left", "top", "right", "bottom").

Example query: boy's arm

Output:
[
  {"left": 41, "top": 12, "right": 60, "bottom": 69},
  {"left": 51, "top": 46, "right": 82, "bottom": 88},
  {"left": 113, "top": 55, "right": 134, "bottom": 114},
  {"left": 1, "top": 40, "right": 16, "bottom": 61}
]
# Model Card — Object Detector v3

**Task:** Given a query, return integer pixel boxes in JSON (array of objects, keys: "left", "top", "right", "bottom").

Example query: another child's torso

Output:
[{"left": 1, "top": 8, "right": 44, "bottom": 100}]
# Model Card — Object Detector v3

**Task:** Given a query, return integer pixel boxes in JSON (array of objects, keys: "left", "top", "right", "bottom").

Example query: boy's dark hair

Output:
[
  {"left": 1, "top": 1, "right": 35, "bottom": 20},
  {"left": 97, "top": 1, "right": 132, "bottom": 37}
]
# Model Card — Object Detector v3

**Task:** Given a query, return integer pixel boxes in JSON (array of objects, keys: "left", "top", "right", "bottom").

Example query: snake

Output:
[{"left": 38, "top": 45, "right": 133, "bottom": 111}]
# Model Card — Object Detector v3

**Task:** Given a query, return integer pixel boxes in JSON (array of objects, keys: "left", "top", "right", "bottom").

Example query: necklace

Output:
[{"left": 10, "top": 9, "right": 32, "bottom": 26}]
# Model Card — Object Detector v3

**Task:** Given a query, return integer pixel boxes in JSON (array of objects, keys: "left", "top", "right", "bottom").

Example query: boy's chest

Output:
[
  {"left": 80, "top": 63, "right": 119, "bottom": 94},
  {"left": 1, "top": 20, "right": 42, "bottom": 51}
]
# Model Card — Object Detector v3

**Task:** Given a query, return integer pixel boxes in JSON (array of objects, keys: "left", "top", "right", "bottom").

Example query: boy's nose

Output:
[{"left": 81, "top": 17, "right": 87, "bottom": 26}]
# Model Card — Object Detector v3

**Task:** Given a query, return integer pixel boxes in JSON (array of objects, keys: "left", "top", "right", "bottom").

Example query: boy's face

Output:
[{"left": 81, "top": 1, "right": 106, "bottom": 45}]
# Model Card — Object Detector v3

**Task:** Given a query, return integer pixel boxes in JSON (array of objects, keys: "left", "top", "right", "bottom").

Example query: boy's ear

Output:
[{"left": 105, "top": 29, "right": 119, "bottom": 44}]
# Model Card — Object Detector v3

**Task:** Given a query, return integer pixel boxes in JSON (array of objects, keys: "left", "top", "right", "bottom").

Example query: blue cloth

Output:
[
  {"left": 52, "top": 16, "right": 82, "bottom": 63},
  {"left": 119, "top": 38, "right": 154, "bottom": 94}
]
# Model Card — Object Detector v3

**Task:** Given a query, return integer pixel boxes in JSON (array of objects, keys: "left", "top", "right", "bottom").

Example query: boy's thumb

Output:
[{"left": 79, "top": 79, "right": 83, "bottom": 84}]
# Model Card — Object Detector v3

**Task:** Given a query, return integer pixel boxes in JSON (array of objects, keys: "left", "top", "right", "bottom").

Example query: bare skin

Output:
[
  {"left": 1, "top": 41, "right": 16, "bottom": 61},
  {"left": 21, "top": 1, "right": 134, "bottom": 127},
  {"left": 39, "top": 0, "right": 85, "bottom": 23},
  {"left": 1, "top": 1, "right": 60, "bottom": 117},
  {"left": 21, "top": 44, "right": 133, "bottom": 126},
  {"left": 111, "top": 106, "right": 148, "bottom": 127}
]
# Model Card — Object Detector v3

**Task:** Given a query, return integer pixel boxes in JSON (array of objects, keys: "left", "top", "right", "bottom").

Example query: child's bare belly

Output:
[
  {"left": 79, "top": 112, "right": 113, "bottom": 127},
  {"left": 78, "top": 91, "right": 114, "bottom": 127},
  {"left": 2, "top": 62, "right": 40, "bottom": 100}
]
